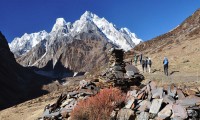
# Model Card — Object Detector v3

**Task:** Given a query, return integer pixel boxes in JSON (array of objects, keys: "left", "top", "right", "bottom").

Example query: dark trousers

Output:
[
  {"left": 142, "top": 64, "right": 145, "bottom": 72},
  {"left": 164, "top": 64, "right": 168, "bottom": 76}
]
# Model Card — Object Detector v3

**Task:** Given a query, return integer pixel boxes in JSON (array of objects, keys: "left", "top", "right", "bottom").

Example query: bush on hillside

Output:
[{"left": 70, "top": 88, "right": 126, "bottom": 120}]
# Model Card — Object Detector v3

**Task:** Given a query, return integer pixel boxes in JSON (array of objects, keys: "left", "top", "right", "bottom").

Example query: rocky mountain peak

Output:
[
  {"left": 9, "top": 30, "right": 48, "bottom": 57},
  {"left": 80, "top": 11, "right": 96, "bottom": 21},
  {"left": 51, "top": 18, "right": 69, "bottom": 33}
]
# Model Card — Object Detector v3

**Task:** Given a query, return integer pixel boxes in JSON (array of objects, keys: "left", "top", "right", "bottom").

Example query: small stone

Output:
[{"left": 149, "top": 99, "right": 163, "bottom": 114}]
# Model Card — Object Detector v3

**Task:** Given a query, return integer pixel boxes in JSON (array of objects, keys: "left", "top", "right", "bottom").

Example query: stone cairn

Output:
[
  {"left": 101, "top": 48, "right": 144, "bottom": 88},
  {"left": 107, "top": 48, "right": 126, "bottom": 84}
]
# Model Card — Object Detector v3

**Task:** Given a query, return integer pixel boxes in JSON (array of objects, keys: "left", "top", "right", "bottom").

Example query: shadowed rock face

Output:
[
  {"left": 134, "top": 8, "right": 200, "bottom": 53},
  {"left": 0, "top": 32, "right": 49, "bottom": 110}
]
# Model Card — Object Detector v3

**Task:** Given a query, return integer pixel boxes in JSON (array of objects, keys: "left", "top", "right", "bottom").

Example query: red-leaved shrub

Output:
[{"left": 70, "top": 88, "right": 126, "bottom": 120}]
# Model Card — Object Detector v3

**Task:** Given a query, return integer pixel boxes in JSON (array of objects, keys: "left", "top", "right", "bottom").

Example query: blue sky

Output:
[{"left": 0, "top": 0, "right": 200, "bottom": 43}]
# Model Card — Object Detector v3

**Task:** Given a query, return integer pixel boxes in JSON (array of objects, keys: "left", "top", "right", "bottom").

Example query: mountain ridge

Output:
[{"left": 9, "top": 11, "right": 142, "bottom": 57}]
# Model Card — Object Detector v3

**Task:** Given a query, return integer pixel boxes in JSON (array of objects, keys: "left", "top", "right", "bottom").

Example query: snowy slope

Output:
[{"left": 9, "top": 30, "right": 48, "bottom": 57}]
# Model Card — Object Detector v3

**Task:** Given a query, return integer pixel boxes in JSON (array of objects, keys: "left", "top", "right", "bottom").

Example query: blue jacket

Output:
[{"left": 163, "top": 58, "right": 168, "bottom": 65}]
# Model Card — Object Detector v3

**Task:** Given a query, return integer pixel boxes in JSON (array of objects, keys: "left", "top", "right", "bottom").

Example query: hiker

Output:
[
  {"left": 139, "top": 53, "right": 143, "bottom": 64},
  {"left": 147, "top": 57, "right": 152, "bottom": 73},
  {"left": 134, "top": 54, "right": 138, "bottom": 66},
  {"left": 163, "top": 57, "right": 169, "bottom": 76},
  {"left": 142, "top": 59, "right": 145, "bottom": 73},
  {"left": 145, "top": 57, "right": 148, "bottom": 72}
]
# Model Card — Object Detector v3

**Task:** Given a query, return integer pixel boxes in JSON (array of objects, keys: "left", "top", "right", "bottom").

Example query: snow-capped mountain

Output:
[
  {"left": 70, "top": 11, "right": 142, "bottom": 51},
  {"left": 10, "top": 11, "right": 142, "bottom": 76},
  {"left": 10, "top": 11, "right": 142, "bottom": 57},
  {"left": 9, "top": 30, "right": 48, "bottom": 57}
]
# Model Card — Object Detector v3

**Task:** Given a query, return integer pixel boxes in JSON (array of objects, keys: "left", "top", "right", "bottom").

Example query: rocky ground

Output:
[{"left": 1, "top": 63, "right": 200, "bottom": 120}]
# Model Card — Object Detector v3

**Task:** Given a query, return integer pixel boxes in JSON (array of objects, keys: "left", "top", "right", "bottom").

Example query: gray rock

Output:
[
  {"left": 127, "top": 90, "right": 138, "bottom": 98},
  {"left": 149, "top": 99, "right": 163, "bottom": 114},
  {"left": 187, "top": 110, "right": 198, "bottom": 118},
  {"left": 177, "top": 89, "right": 185, "bottom": 99},
  {"left": 125, "top": 65, "right": 139, "bottom": 74},
  {"left": 116, "top": 108, "right": 135, "bottom": 120},
  {"left": 79, "top": 80, "right": 89, "bottom": 88},
  {"left": 176, "top": 95, "right": 200, "bottom": 108},
  {"left": 137, "top": 100, "right": 151, "bottom": 112},
  {"left": 114, "top": 71, "right": 124, "bottom": 79},
  {"left": 149, "top": 81, "right": 157, "bottom": 90},
  {"left": 151, "top": 87, "right": 163, "bottom": 99},
  {"left": 113, "top": 65, "right": 123, "bottom": 71},
  {"left": 126, "top": 71, "right": 135, "bottom": 77},
  {"left": 157, "top": 104, "right": 172, "bottom": 119},
  {"left": 168, "top": 85, "right": 177, "bottom": 97},
  {"left": 163, "top": 95, "right": 175, "bottom": 104},
  {"left": 125, "top": 97, "right": 135, "bottom": 109},
  {"left": 137, "top": 112, "right": 149, "bottom": 120},
  {"left": 43, "top": 108, "right": 60, "bottom": 118},
  {"left": 171, "top": 104, "right": 188, "bottom": 119},
  {"left": 110, "top": 110, "right": 117, "bottom": 120}
]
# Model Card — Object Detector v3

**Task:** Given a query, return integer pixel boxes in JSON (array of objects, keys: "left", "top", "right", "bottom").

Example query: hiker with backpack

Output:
[
  {"left": 145, "top": 57, "right": 149, "bottom": 72},
  {"left": 147, "top": 57, "right": 152, "bottom": 73},
  {"left": 139, "top": 53, "right": 143, "bottom": 64},
  {"left": 163, "top": 57, "right": 169, "bottom": 76},
  {"left": 142, "top": 59, "right": 145, "bottom": 73},
  {"left": 134, "top": 54, "right": 138, "bottom": 66}
]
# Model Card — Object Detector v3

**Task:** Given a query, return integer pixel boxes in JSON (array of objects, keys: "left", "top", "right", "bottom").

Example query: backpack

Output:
[{"left": 148, "top": 59, "right": 152, "bottom": 65}]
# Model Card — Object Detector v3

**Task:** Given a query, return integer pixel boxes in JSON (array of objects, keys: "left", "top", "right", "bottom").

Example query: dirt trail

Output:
[{"left": 135, "top": 63, "right": 200, "bottom": 88}]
